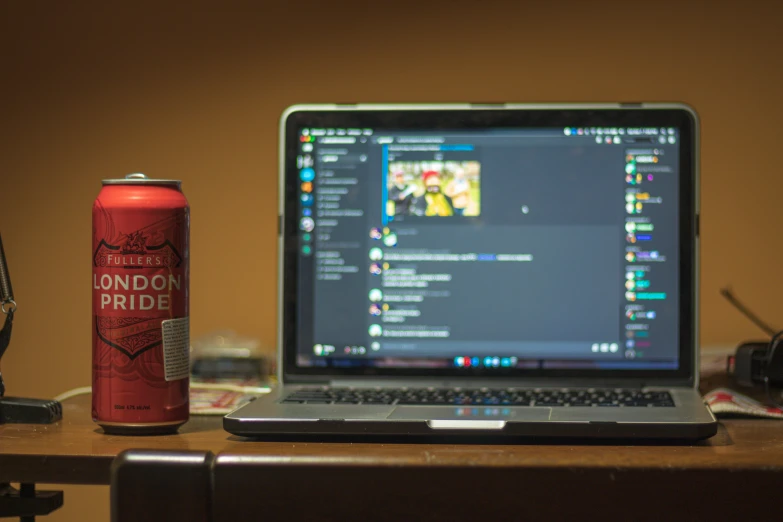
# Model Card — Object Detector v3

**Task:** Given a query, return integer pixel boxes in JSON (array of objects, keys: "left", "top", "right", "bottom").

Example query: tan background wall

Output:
[{"left": 1, "top": 1, "right": 782, "bottom": 520}]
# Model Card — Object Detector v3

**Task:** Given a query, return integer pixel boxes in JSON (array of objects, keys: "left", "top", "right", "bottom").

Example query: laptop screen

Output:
[{"left": 283, "top": 108, "right": 696, "bottom": 378}]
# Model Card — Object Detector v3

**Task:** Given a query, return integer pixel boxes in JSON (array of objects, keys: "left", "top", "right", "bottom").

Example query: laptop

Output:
[{"left": 224, "top": 103, "right": 718, "bottom": 440}]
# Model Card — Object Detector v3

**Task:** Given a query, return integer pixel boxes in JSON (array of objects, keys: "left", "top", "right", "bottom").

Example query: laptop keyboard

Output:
[{"left": 282, "top": 388, "right": 674, "bottom": 407}]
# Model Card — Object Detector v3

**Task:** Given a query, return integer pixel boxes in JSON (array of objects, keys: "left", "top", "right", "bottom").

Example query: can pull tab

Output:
[{"left": 125, "top": 173, "right": 148, "bottom": 180}]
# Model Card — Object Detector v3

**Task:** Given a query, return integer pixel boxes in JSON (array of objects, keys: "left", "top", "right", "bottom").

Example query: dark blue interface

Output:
[{"left": 294, "top": 126, "right": 681, "bottom": 371}]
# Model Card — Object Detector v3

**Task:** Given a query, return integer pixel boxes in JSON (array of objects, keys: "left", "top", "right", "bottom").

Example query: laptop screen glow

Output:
[{"left": 294, "top": 126, "right": 680, "bottom": 371}]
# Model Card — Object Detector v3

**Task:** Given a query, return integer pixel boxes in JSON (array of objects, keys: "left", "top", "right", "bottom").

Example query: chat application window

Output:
[{"left": 296, "top": 127, "right": 680, "bottom": 370}]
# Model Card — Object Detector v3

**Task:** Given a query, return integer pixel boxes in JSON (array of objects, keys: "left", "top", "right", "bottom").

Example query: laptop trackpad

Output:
[{"left": 388, "top": 406, "right": 552, "bottom": 423}]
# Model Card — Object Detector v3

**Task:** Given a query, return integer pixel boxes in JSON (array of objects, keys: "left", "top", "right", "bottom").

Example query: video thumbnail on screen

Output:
[{"left": 387, "top": 161, "right": 481, "bottom": 218}]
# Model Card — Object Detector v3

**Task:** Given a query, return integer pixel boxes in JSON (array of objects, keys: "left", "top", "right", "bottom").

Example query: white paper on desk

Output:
[{"left": 705, "top": 388, "right": 783, "bottom": 419}]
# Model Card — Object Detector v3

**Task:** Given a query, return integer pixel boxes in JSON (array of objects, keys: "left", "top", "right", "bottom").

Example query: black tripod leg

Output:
[{"left": 0, "top": 482, "right": 62, "bottom": 520}]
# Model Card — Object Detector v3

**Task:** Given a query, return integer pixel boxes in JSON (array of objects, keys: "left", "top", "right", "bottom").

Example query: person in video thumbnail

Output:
[
  {"left": 445, "top": 166, "right": 471, "bottom": 216},
  {"left": 422, "top": 170, "right": 454, "bottom": 216},
  {"left": 388, "top": 171, "right": 417, "bottom": 216}
]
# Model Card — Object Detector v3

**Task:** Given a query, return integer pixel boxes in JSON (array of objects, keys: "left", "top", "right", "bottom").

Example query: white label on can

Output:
[{"left": 162, "top": 317, "right": 190, "bottom": 381}]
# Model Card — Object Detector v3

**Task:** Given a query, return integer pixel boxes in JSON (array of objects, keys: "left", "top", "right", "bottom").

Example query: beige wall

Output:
[{"left": 2, "top": 1, "right": 782, "bottom": 520}]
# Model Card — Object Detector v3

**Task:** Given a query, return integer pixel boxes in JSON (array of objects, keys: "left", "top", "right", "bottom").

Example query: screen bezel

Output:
[{"left": 280, "top": 105, "right": 697, "bottom": 383}]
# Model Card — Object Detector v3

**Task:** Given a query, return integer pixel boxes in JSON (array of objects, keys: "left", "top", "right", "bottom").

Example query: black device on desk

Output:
[
  {"left": 730, "top": 341, "right": 783, "bottom": 388},
  {"left": 732, "top": 341, "right": 772, "bottom": 387},
  {"left": 721, "top": 288, "right": 783, "bottom": 406}
]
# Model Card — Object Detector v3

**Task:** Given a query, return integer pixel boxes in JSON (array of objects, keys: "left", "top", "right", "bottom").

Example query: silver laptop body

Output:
[{"left": 225, "top": 103, "right": 717, "bottom": 440}]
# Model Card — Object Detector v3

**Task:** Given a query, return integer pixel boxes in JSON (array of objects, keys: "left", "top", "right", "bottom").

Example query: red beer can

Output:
[{"left": 92, "top": 173, "right": 190, "bottom": 434}]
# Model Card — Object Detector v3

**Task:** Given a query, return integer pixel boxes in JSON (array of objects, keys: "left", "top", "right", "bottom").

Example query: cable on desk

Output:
[
  {"left": 53, "top": 383, "right": 271, "bottom": 403},
  {"left": 53, "top": 386, "right": 93, "bottom": 403}
]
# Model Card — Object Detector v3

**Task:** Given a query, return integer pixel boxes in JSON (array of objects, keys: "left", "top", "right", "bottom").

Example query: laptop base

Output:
[{"left": 224, "top": 386, "right": 717, "bottom": 441}]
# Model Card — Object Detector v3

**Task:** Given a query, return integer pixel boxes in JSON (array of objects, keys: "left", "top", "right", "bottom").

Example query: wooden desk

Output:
[
  {"left": 1, "top": 393, "right": 782, "bottom": 488},
  {"left": 0, "top": 396, "right": 783, "bottom": 521}
]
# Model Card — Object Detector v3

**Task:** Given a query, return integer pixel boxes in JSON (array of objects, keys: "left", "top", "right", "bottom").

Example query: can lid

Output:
[{"left": 102, "top": 173, "right": 181, "bottom": 188}]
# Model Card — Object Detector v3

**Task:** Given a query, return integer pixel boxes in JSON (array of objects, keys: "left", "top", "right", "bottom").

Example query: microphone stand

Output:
[
  {"left": 0, "top": 233, "right": 62, "bottom": 424},
  {"left": 0, "top": 233, "right": 65, "bottom": 520}
]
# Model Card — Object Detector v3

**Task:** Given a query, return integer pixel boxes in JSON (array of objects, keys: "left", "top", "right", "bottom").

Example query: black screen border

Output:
[{"left": 280, "top": 105, "right": 697, "bottom": 384}]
